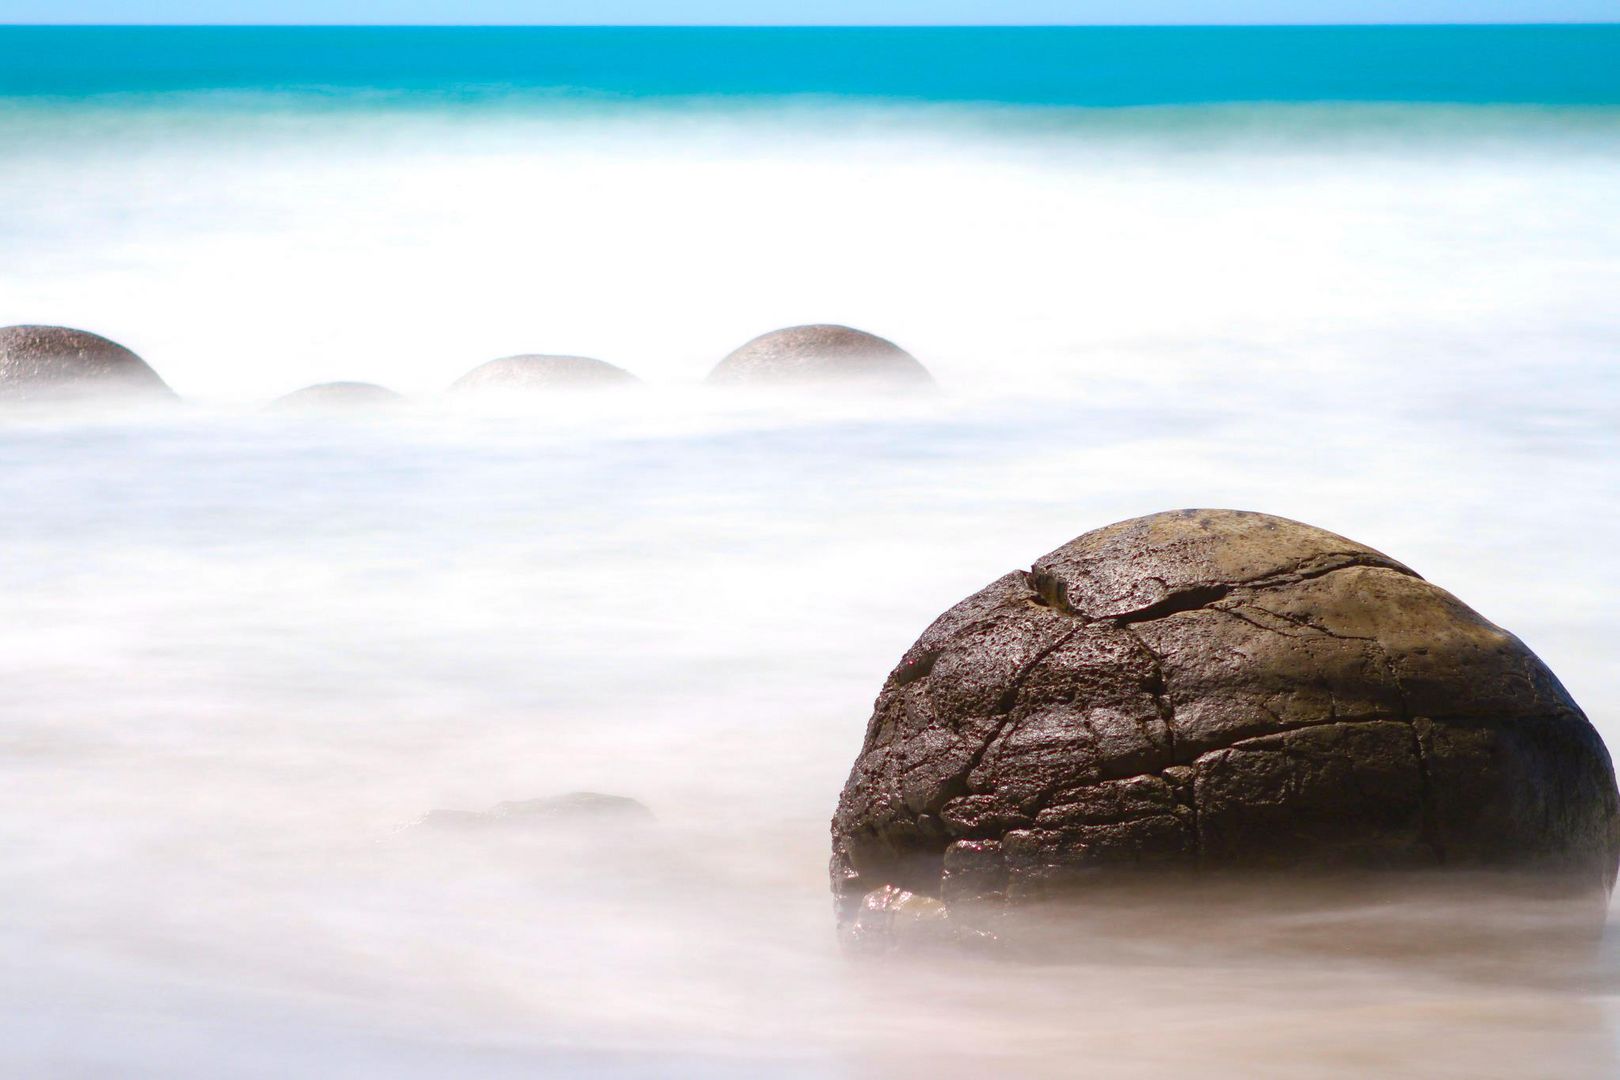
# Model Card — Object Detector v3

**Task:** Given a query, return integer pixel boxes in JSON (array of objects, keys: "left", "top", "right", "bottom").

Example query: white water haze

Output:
[{"left": 3, "top": 98, "right": 1620, "bottom": 1076}]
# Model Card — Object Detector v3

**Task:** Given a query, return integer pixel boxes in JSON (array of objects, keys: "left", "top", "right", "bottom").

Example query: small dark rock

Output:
[
  {"left": 707, "top": 324, "right": 931, "bottom": 388},
  {"left": 842, "top": 884, "right": 995, "bottom": 954},
  {"left": 830, "top": 509, "right": 1620, "bottom": 942},
  {"left": 0, "top": 324, "right": 175, "bottom": 403}
]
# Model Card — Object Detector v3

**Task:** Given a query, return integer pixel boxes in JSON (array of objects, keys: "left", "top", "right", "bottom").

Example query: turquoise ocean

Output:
[
  {"left": 4, "top": 25, "right": 1619, "bottom": 102},
  {"left": 3, "top": 26, "right": 1620, "bottom": 1078}
]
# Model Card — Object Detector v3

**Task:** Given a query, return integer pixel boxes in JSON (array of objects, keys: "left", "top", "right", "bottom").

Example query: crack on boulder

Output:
[
  {"left": 993, "top": 625, "right": 1085, "bottom": 716},
  {"left": 1152, "top": 764, "right": 1202, "bottom": 861},
  {"left": 957, "top": 627, "right": 1087, "bottom": 789},
  {"left": 1111, "top": 622, "right": 1179, "bottom": 765},
  {"left": 1261, "top": 550, "right": 1423, "bottom": 587},
  {"left": 1365, "top": 634, "right": 1446, "bottom": 865},
  {"left": 1408, "top": 718, "right": 1445, "bottom": 865},
  {"left": 1102, "top": 552, "right": 1415, "bottom": 626},
  {"left": 1214, "top": 714, "right": 1405, "bottom": 753},
  {"left": 1217, "top": 601, "right": 1376, "bottom": 642},
  {"left": 834, "top": 512, "right": 1617, "bottom": 938},
  {"left": 1114, "top": 583, "right": 1234, "bottom": 624},
  {"left": 1212, "top": 604, "right": 1322, "bottom": 639}
]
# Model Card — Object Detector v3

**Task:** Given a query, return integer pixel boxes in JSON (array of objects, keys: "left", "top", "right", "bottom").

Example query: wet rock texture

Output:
[
  {"left": 448, "top": 354, "right": 638, "bottom": 393},
  {"left": 831, "top": 510, "right": 1620, "bottom": 929},
  {"left": 270, "top": 381, "right": 404, "bottom": 410},
  {"left": 707, "top": 324, "right": 931, "bottom": 387},
  {"left": 0, "top": 325, "right": 174, "bottom": 402}
]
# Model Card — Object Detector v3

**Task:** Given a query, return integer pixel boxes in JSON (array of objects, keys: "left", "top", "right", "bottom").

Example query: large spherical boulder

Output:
[
  {"left": 269, "top": 381, "right": 404, "bottom": 412},
  {"left": 707, "top": 325, "right": 931, "bottom": 388},
  {"left": 447, "top": 355, "right": 637, "bottom": 395},
  {"left": 0, "top": 325, "right": 174, "bottom": 403},
  {"left": 831, "top": 510, "right": 1620, "bottom": 938}
]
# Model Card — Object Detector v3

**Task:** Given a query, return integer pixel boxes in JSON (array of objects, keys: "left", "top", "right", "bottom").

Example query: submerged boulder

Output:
[
  {"left": 831, "top": 509, "right": 1620, "bottom": 939},
  {"left": 269, "top": 381, "right": 404, "bottom": 411},
  {"left": 707, "top": 324, "right": 931, "bottom": 388},
  {"left": 447, "top": 354, "right": 638, "bottom": 394},
  {"left": 415, "top": 791, "right": 652, "bottom": 831},
  {"left": 0, "top": 325, "right": 174, "bottom": 403},
  {"left": 494, "top": 791, "right": 652, "bottom": 822}
]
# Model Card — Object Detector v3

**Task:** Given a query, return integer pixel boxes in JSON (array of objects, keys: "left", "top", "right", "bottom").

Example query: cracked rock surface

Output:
[
  {"left": 706, "top": 324, "right": 932, "bottom": 387},
  {"left": 831, "top": 509, "right": 1620, "bottom": 932},
  {"left": 0, "top": 324, "right": 174, "bottom": 402}
]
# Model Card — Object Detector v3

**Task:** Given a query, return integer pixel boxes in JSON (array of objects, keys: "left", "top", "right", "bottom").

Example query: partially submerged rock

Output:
[
  {"left": 269, "top": 381, "right": 404, "bottom": 412},
  {"left": 415, "top": 791, "right": 652, "bottom": 831},
  {"left": 831, "top": 509, "right": 1620, "bottom": 943},
  {"left": 707, "top": 324, "right": 931, "bottom": 388},
  {"left": 842, "top": 884, "right": 998, "bottom": 954},
  {"left": 494, "top": 791, "right": 653, "bottom": 822},
  {"left": 447, "top": 354, "right": 638, "bottom": 395},
  {"left": 0, "top": 325, "right": 174, "bottom": 403}
]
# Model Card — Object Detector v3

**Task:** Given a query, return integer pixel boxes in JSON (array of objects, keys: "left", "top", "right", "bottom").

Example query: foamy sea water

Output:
[{"left": 4, "top": 68, "right": 1620, "bottom": 1077}]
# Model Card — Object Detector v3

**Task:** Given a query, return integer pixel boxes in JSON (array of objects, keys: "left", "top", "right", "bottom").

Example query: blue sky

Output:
[{"left": 1, "top": 1, "right": 1616, "bottom": 24}]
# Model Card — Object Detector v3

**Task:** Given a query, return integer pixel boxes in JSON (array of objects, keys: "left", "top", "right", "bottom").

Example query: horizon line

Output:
[{"left": 3, "top": 20, "right": 1618, "bottom": 27}]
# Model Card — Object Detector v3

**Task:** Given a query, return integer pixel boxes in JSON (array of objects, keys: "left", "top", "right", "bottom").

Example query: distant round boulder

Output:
[
  {"left": 447, "top": 354, "right": 638, "bottom": 395},
  {"left": 269, "top": 381, "right": 405, "bottom": 412},
  {"left": 831, "top": 509, "right": 1620, "bottom": 942},
  {"left": 707, "top": 325, "right": 931, "bottom": 388},
  {"left": 0, "top": 325, "right": 174, "bottom": 403}
]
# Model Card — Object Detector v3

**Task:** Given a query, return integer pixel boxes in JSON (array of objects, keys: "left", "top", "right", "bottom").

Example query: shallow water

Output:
[{"left": 4, "top": 29, "right": 1620, "bottom": 1078}]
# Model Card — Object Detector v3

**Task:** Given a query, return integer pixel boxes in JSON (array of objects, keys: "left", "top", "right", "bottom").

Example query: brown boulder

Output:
[
  {"left": 447, "top": 355, "right": 637, "bottom": 394},
  {"left": 831, "top": 510, "right": 1620, "bottom": 938},
  {"left": 707, "top": 325, "right": 931, "bottom": 388},
  {"left": 0, "top": 325, "right": 174, "bottom": 403}
]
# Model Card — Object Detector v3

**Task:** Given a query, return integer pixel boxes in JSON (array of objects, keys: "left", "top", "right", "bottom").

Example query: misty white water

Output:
[{"left": 3, "top": 100, "right": 1620, "bottom": 1076}]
